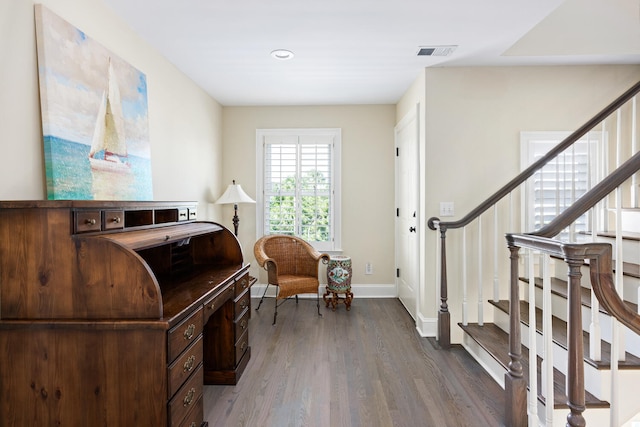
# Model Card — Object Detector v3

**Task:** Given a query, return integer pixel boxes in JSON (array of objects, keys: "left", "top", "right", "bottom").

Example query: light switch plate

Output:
[{"left": 440, "top": 202, "right": 454, "bottom": 217}]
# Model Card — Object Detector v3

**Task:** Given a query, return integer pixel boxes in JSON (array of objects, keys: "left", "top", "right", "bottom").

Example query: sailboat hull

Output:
[{"left": 89, "top": 157, "right": 132, "bottom": 173}]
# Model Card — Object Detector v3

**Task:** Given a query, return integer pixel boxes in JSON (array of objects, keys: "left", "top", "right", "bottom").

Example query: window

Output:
[
  {"left": 256, "top": 129, "right": 341, "bottom": 252},
  {"left": 521, "top": 131, "right": 601, "bottom": 240}
]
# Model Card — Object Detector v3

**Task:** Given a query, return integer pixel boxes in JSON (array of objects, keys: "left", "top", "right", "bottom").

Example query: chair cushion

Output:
[{"left": 276, "top": 275, "right": 319, "bottom": 299}]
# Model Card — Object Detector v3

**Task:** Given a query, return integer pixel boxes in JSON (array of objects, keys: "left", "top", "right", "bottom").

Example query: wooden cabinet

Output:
[{"left": 0, "top": 201, "right": 253, "bottom": 427}]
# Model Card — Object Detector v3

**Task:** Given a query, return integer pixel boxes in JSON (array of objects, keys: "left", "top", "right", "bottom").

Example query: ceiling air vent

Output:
[{"left": 417, "top": 45, "right": 457, "bottom": 57}]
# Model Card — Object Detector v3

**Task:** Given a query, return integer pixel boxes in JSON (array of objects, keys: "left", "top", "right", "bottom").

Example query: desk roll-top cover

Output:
[{"left": 0, "top": 200, "right": 253, "bottom": 427}]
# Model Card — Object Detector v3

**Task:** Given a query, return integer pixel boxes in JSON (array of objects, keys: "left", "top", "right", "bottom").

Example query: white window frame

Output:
[{"left": 256, "top": 128, "right": 342, "bottom": 252}]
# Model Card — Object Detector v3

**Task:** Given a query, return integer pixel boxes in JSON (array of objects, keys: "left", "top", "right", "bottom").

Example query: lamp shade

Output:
[{"left": 215, "top": 181, "right": 256, "bottom": 205}]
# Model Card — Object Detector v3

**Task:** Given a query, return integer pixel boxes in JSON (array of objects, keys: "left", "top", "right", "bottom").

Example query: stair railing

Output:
[
  {"left": 505, "top": 149, "right": 640, "bottom": 427},
  {"left": 427, "top": 81, "right": 640, "bottom": 350}
]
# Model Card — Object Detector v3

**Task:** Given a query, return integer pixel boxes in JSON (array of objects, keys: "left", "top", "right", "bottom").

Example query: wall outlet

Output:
[
  {"left": 440, "top": 201, "right": 454, "bottom": 217},
  {"left": 365, "top": 262, "right": 373, "bottom": 275}
]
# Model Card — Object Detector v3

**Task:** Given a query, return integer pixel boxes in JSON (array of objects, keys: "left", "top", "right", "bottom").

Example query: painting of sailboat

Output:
[{"left": 35, "top": 5, "right": 152, "bottom": 200}]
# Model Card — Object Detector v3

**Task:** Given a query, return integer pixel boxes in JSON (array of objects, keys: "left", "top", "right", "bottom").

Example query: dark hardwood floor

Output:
[{"left": 203, "top": 298, "right": 505, "bottom": 426}]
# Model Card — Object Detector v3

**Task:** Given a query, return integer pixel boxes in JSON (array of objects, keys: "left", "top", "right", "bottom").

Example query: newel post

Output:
[
  {"left": 438, "top": 224, "right": 450, "bottom": 349},
  {"left": 565, "top": 257, "right": 586, "bottom": 427},
  {"left": 505, "top": 241, "right": 527, "bottom": 427}
]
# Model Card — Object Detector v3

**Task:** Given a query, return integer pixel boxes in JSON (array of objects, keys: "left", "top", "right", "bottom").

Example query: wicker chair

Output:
[{"left": 254, "top": 235, "right": 329, "bottom": 325}]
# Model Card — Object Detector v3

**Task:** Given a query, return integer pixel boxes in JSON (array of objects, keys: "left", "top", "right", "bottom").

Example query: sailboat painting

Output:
[{"left": 35, "top": 5, "right": 152, "bottom": 200}]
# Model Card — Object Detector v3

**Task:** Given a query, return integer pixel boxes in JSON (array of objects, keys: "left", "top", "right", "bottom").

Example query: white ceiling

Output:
[{"left": 103, "top": 0, "right": 640, "bottom": 106}]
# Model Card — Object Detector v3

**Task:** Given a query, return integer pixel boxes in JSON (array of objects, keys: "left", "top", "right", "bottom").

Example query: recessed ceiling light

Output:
[{"left": 271, "top": 49, "right": 294, "bottom": 60}]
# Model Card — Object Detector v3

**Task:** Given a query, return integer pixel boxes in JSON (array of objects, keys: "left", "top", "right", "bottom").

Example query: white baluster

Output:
[
  {"left": 528, "top": 249, "right": 538, "bottom": 425},
  {"left": 616, "top": 185, "right": 626, "bottom": 362},
  {"left": 478, "top": 216, "right": 483, "bottom": 326},
  {"left": 590, "top": 199, "right": 602, "bottom": 361},
  {"left": 631, "top": 95, "right": 638, "bottom": 206},
  {"left": 542, "top": 254, "right": 554, "bottom": 426},
  {"left": 462, "top": 226, "right": 468, "bottom": 326},
  {"left": 493, "top": 204, "right": 499, "bottom": 302}
]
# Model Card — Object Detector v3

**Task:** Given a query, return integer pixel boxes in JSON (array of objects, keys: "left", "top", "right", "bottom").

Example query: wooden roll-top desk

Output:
[{"left": 0, "top": 200, "right": 253, "bottom": 427}]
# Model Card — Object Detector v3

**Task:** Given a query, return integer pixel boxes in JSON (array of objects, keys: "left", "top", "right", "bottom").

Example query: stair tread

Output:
[
  {"left": 597, "top": 231, "right": 640, "bottom": 242},
  {"left": 460, "top": 322, "right": 608, "bottom": 409},
  {"left": 520, "top": 276, "right": 639, "bottom": 314},
  {"left": 580, "top": 230, "right": 640, "bottom": 243},
  {"left": 491, "top": 299, "right": 640, "bottom": 369}
]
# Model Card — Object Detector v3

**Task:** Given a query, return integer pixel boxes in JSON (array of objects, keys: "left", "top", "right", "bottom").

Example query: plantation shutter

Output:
[
  {"left": 522, "top": 133, "right": 597, "bottom": 239},
  {"left": 263, "top": 133, "right": 333, "bottom": 244}
]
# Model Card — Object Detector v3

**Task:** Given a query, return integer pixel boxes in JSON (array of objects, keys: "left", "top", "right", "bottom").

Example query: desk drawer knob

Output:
[
  {"left": 85, "top": 218, "right": 96, "bottom": 225},
  {"left": 209, "top": 302, "right": 215, "bottom": 311},
  {"left": 183, "top": 324, "right": 196, "bottom": 340},
  {"left": 240, "top": 319, "right": 247, "bottom": 330},
  {"left": 111, "top": 216, "right": 121, "bottom": 223},
  {"left": 183, "top": 355, "right": 196, "bottom": 373},
  {"left": 183, "top": 387, "right": 196, "bottom": 407},
  {"left": 240, "top": 300, "right": 248, "bottom": 310}
]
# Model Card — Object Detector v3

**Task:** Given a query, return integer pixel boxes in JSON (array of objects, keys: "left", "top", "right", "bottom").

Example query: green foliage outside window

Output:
[{"left": 267, "top": 170, "right": 330, "bottom": 242}]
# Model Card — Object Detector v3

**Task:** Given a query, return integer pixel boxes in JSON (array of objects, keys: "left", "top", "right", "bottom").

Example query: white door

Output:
[{"left": 395, "top": 105, "right": 420, "bottom": 320}]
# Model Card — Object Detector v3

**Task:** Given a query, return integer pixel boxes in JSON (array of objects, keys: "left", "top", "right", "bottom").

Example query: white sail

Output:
[
  {"left": 89, "top": 58, "right": 130, "bottom": 172},
  {"left": 103, "top": 60, "right": 127, "bottom": 157},
  {"left": 89, "top": 90, "right": 107, "bottom": 157}
]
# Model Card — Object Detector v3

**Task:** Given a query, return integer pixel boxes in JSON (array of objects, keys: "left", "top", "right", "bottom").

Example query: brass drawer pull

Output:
[
  {"left": 190, "top": 423, "right": 197, "bottom": 427},
  {"left": 240, "top": 341, "right": 247, "bottom": 353},
  {"left": 240, "top": 278, "right": 247, "bottom": 289},
  {"left": 240, "top": 319, "right": 247, "bottom": 330},
  {"left": 209, "top": 302, "right": 215, "bottom": 311},
  {"left": 183, "top": 324, "right": 196, "bottom": 340},
  {"left": 111, "top": 216, "right": 121, "bottom": 223},
  {"left": 183, "top": 355, "right": 196, "bottom": 373},
  {"left": 240, "top": 300, "right": 248, "bottom": 310},
  {"left": 85, "top": 218, "right": 96, "bottom": 225},
  {"left": 183, "top": 387, "right": 196, "bottom": 406}
]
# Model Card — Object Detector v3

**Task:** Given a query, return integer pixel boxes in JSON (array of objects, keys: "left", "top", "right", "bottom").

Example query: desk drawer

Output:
[
  {"left": 234, "top": 273, "right": 250, "bottom": 298},
  {"left": 168, "top": 307, "right": 203, "bottom": 362},
  {"left": 103, "top": 209, "right": 124, "bottom": 230},
  {"left": 203, "top": 282, "right": 234, "bottom": 324},
  {"left": 234, "top": 290, "right": 250, "bottom": 316},
  {"left": 235, "top": 329, "right": 249, "bottom": 366},
  {"left": 74, "top": 210, "right": 101, "bottom": 233},
  {"left": 176, "top": 395, "right": 203, "bottom": 427},
  {"left": 234, "top": 309, "right": 249, "bottom": 341},
  {"left": 168, "top": 364, "right": 203, "bottom": 427},
  {"left": 167, "top": 336, "right": 203, "bottom": 399}
]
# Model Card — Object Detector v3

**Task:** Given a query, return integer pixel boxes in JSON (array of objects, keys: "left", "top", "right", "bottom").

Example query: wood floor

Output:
[{"left": 203, "top": 298, "right": 505, "bottom": 427}]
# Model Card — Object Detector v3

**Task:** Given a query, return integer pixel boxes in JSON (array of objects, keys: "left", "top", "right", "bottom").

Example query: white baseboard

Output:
[
  {"left": 416, "top": 314, "right": 437, "bottom": 338},
  {"left": 250, "top": 283, "right": 396, "bottom": 299}
]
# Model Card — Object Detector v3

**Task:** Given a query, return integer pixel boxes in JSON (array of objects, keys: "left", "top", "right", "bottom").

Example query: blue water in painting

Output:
[{"left": 43, "top": 135, "right": 153, "bottom": 200}]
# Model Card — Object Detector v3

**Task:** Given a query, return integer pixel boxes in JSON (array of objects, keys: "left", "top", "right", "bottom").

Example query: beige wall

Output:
[
  {"left": 0, "top": 0, "right": 223, "bottom": 211},
  {"left": 419, "top": 65, "right": 640, "bottom": 340},
  {"left": 222, "top": 105, "right": 397, "bottom": 287}
]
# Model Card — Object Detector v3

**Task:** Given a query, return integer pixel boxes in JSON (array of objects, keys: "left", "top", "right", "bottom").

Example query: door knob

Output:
[{"left": 409, "top": 226, "right": 416, "bottom": 233}]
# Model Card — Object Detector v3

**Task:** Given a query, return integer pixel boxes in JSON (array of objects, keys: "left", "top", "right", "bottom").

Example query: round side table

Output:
[{"left": 323, "top": 255, "right": 354, "bottom": 311}]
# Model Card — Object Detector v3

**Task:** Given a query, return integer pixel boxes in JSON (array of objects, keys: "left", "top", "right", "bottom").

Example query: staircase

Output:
[{"left": 428, "top": 81, "right": 640, "bottom": 426}]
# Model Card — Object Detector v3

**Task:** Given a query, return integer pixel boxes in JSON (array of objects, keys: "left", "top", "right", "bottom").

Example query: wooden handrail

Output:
[{"left": 427, "top": 80, "right": 640, "bottom": 232}]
